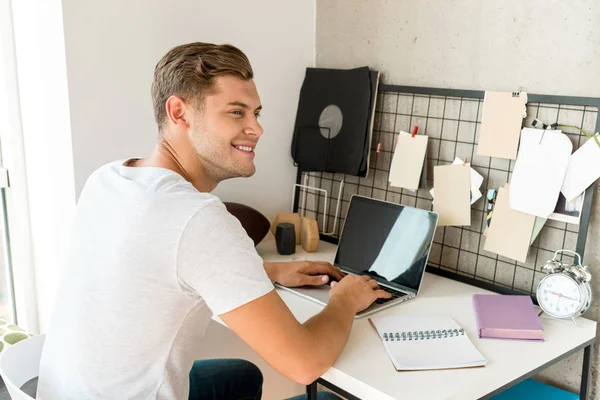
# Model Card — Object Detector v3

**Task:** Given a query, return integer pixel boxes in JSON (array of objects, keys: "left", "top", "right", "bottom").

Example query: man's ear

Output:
[{"left": 165, "top": 95, "right": 190, "bottom": 128}]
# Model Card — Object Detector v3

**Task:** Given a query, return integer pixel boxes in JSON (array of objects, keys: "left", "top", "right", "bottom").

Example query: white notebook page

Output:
[{"left": 370, "top": 315, "right": 487, "bottom": 371}]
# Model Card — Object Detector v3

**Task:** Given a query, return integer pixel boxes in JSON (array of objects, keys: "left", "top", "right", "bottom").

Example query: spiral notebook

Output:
[{"left": 369, "top": 315, "right": 488, "bottom": 371}]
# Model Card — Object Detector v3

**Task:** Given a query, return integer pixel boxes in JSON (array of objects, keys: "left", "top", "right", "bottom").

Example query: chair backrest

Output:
[{"left": 0, "top": 334, "right": 45, "bottom": 400}]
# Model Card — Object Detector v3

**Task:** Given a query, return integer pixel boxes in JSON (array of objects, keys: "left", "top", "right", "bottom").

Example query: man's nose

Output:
[{"left": 244, "top": 117, "right": 263, "bottom": 138}]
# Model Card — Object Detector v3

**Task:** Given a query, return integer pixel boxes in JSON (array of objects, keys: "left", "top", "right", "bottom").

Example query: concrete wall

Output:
[
  {"left": 317, "top": 0, "right": 600, "bottom": 96},
  {"left": 317, "top": 0, "right": 600, "bottom": 397}
]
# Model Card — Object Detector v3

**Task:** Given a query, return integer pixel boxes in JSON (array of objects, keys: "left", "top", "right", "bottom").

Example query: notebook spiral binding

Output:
[{"left": 383, "top": 328, "right": 465, "bottom": 341}]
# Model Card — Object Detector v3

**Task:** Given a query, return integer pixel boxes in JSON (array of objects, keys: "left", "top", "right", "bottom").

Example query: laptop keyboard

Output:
[{"left": 374, "top": 286, "right": 408, "bottom": 304}]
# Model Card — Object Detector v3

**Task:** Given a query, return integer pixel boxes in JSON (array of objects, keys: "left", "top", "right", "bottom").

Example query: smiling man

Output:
[{"left": 37, "top": 42, "right": 390, "bottom": 400}]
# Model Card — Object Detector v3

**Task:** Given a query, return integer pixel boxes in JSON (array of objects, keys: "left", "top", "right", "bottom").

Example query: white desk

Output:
[{"left": 255, "top": 239, "right": 596, "bottom": 400}]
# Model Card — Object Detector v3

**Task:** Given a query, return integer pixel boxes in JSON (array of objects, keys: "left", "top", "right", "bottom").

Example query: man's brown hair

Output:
[{"left": 151, "top": 42, "right": 254, "bottom": 131}]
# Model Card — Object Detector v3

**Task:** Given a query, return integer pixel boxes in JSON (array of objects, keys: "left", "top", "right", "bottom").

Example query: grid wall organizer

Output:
[{"left": 293, "top": 84, "right": 599, "bottom": 300}]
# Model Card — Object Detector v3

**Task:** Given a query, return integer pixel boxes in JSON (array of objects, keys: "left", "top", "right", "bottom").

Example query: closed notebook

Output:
[
  {"left": 473, "top": 294, "right": 544, "bottom": 341},
  {"left": 369, "top": 315, "right": 487, "bottom": 371}
]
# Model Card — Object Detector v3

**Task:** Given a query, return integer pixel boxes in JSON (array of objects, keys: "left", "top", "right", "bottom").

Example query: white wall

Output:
[
  {"left": 63, "top": 0, "right": 315, "bottom": 220},
  {"left": 61, "top": 1, "right": 315, "bottom": 397}
]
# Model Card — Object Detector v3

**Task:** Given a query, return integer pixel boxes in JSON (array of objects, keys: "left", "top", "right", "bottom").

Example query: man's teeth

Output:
[{"left": 235, "top": 146, "right": 253, "bottom": 152}]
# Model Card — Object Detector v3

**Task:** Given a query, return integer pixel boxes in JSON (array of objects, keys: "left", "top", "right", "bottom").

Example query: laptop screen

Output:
[{"left": 334, "top": 196, "right": 438, "bottom": 293}]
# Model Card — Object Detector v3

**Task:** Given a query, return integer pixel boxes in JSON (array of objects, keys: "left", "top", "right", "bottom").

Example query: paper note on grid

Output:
[
  {"left": 433, "top": 164, "right": 471, "bottom": 226},
  {"left": 561, "top": 136, "right": 600, "bottom": 202},
  {"left": 478, "top": 91, "right": 528, "bottom": 160},
  {"left": 509, "top": 128, "right": 572, "bottom": 217},
  {"left": 485, "top": 185, "right": 535, "bottom": 263},
  {"left": 389, "top": 132, "right": 428, "bottom": 190},
  {"left": 430, "top": 158, "right": 483, "bottom": 205}
]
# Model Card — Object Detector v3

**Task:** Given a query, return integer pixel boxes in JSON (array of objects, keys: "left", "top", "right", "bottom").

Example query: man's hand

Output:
[
  {"left": 264, "top": 261, "right": 345, "bottom": 287},
  {"left": 329, "top": 275, "right": 391, "bottom": 313}
]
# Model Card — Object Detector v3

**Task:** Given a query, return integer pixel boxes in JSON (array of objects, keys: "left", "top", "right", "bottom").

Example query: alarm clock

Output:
[{"left": 536, "top": 250, "right": 592, "bottom": 321}]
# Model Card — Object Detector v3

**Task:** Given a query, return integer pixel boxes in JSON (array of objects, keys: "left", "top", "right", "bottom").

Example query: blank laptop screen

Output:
[{"left": 334, "top": 196, "right": 438, "bottom": 292}]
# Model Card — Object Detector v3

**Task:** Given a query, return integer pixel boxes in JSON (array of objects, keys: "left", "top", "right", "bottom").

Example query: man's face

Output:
[{"left": 189, "top": 75, "right": 263, "bottom": 182}]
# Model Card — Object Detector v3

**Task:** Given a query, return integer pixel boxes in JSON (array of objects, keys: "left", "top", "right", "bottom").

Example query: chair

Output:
[
  {"left": 223, "top": 202, "right": 270, "bottom": 247},
  {"left": 491, "top": 378, "right": 579, "bottom": 400},
  {"left": 0, "top": 334, "right": 45, "bottom": 399}
]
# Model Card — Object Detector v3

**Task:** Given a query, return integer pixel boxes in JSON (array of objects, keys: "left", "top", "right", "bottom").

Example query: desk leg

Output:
[
  {"left": 306, "top": 382, "right": 318, "bottom": 400},
  {"left": 580, "top": 344, "right": 593, "bottom": 400}
]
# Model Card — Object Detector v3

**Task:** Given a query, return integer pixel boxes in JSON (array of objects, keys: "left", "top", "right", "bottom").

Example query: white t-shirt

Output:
[{"left": 37, "top": 161, "right": 274, "bottom": 399}]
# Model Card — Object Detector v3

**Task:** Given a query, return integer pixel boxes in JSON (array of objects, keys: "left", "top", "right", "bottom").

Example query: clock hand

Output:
[
  {"left": 560, "top": 294, "right": 578, "bottom": 302},
  {"left": 549, "top": 291, "right": 578, "bottom": 302}
]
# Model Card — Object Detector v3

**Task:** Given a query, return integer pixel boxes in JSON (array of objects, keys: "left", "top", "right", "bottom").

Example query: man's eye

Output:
[
  {"left": 254, "top": 112, "right": 261, "bottom": 118},
  {"left": 231, "top": 110, "right": 243, "bottom": 116}
]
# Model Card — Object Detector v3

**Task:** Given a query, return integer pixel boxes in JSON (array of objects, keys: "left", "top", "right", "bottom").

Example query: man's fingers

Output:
[
  {"left": 311, "top": 261, "right": 333, "bottom": 266},
  {"left": 328, "top": 266, "right": 345, "bottom": 281},
  {"left": 374, "top": 289, "right": 392, "bottom": 298},
  {"left": 303, "top": 274, "right": 329, "bottom": 286},
  {"left": 368, "top": 280, "right": 380, "bottom": 290},
  {"left": 302, "top": 261, "right": 334, "bottom": 272},
  {"left": 302, "top": 262, "right": 344, "bottom": 281},
  {"left": 313, "top": 262, "right": 344, "bottom": 275}
]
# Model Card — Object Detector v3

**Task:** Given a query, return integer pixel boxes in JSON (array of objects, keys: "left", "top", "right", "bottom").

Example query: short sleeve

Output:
[{"left": 177, "top": 201, "right": 274, "bottom": 315}]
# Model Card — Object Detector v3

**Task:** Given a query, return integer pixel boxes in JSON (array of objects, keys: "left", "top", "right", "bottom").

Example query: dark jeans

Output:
[{"left": 189, "top": 359, "right": 341, "bottom": 400}]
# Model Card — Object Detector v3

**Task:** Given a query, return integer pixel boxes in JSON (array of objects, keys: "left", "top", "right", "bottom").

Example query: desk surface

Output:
[{"left": 252, "top": 238, "right": 596, "bottom": 400}]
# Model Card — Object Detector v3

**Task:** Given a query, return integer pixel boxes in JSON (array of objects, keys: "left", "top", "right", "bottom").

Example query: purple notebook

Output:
[{"left": 472, "top": 294, "right": 544, "bottom": 341}]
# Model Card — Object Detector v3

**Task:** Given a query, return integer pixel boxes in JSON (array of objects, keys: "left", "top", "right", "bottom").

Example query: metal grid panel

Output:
[{"left": 295, "top": 85, "right": 599, "bottom": 297}]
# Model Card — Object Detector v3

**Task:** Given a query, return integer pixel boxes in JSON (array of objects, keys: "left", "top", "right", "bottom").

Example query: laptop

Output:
[{"left": 277, "top": 195, "right": 439, "bottom": 318}]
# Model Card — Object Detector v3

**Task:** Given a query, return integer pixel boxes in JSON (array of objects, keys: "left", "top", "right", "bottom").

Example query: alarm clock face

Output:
[{"left": 537, "top": 274, "right": 583, "bottom": 318}]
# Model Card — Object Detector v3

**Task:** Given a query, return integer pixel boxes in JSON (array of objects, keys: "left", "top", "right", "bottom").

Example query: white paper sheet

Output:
[
  {"left": 509, "top": 128, "right": 572, "bottom": 217},
  {"left": 561, "top": 136, "right": 600, "bottom": 202}
]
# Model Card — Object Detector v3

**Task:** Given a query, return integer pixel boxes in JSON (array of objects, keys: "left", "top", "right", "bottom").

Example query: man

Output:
[{"left": 37, "top": 42, "right": 390, "bottom": 399}]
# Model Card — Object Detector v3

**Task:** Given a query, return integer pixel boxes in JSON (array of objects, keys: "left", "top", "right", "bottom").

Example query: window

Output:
[{"left": 0, "top": 0, "right": 34, "bottom": 327}]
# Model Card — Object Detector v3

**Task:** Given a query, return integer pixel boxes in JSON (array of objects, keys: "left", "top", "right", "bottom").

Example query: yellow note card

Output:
[
  {"left": 389, "top": 132, "right": 429, "bottom": 190},
  {"left": 484, "top": 185, "right": 535, "bottom": 263},
  {"left": 478, "top": 91, "right": 528, "bottom": 160},
  {"left": 433, "top": 164, "right": 471, "bottom": 226}
]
